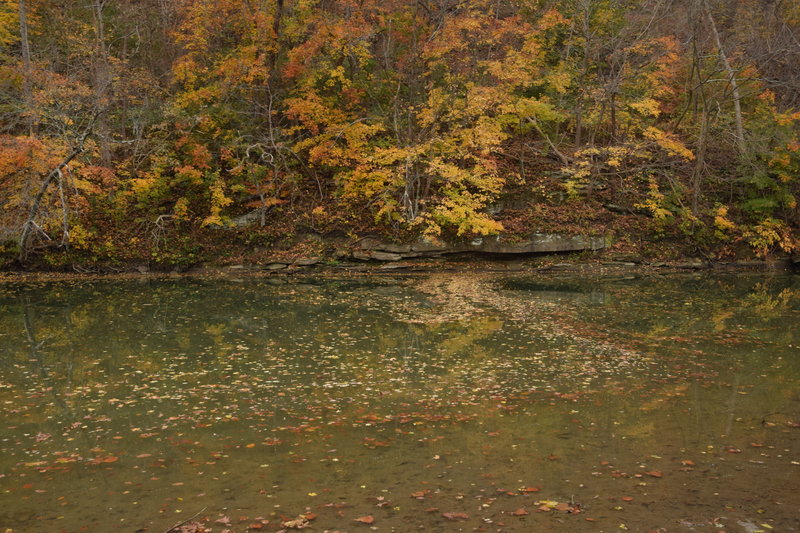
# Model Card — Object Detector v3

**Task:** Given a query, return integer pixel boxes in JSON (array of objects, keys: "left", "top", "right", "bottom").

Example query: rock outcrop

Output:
[{"left": 353, "top": 233, "right": 607, "bottom": 261}]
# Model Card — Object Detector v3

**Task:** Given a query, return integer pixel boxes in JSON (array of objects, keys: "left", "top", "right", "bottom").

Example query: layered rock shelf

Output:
[{"left": 352, "top": 233, "right": 608, "bottom": 261}]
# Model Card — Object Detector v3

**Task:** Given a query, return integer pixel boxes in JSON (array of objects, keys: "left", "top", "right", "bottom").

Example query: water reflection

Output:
[{"left": 0, "top": 274, "right": 798, "bottom": 532}]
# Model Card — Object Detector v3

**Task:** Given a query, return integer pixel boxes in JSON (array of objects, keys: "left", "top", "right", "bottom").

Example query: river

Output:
[{"left": 0, "top": 273, "right": 798, "bottom": 532}]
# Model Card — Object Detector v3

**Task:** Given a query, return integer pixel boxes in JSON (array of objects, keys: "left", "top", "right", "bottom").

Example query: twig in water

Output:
[{"left": 163, "top": 507, "right": 207, "bottom": 533}]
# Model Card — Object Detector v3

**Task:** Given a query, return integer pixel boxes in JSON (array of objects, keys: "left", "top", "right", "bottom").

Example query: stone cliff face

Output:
[{"left": 352, "top": 234, "right": 608, "bottom": 261}]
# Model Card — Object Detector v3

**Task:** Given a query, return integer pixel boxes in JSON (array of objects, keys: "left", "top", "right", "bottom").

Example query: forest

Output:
[{"left": 1, "top": 0, "right": 799, "bottom": 269}]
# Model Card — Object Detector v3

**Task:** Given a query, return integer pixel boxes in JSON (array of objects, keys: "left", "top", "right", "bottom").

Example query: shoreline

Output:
[{"left": 1, "top": 254, "right": 796, "bottom": 282}]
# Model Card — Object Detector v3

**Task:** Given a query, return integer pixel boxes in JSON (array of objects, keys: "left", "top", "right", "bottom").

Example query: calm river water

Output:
[{"left": 0, "top": 273, "right": 798, "bottom": 532}]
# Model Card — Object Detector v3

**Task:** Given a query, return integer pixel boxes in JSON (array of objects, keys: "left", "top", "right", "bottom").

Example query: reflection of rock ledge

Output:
[{"left": 355, "top": 234, "right": 608, "bottom": 261}]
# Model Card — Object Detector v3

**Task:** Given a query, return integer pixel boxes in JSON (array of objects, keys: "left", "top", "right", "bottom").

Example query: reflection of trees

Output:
[
  {"left": 542, "top": 274, "right": 799, "bottom": 357},
  {"left": 7, "top": 292, "right": 74, "bottom": 440},
  {"left": 2, "top": 274, "right": 797, "bottom": 429}
]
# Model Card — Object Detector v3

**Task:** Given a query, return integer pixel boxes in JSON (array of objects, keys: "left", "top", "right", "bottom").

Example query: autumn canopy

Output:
[{"left": 0, "top": 0, "right": 798, "bottom": 266}]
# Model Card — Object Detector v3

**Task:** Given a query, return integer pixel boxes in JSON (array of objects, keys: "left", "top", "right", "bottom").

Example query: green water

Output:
[{"left": 0, "top": 273, "right": 798, "bottom": 532}]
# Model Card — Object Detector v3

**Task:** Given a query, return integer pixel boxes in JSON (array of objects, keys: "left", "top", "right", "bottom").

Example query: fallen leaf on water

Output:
[
  {"left": 621, "top": 496, "right": 633, "bottom": 502},
  {"left": 510, "top": 508, "right": 529, "bottom": 516},
  {"left": 280, "top": 517, "right": 309, "bottom": 529},
  {"left": 354, "top": 516, "right": 375, "bottom": 524},
  {"left": 90, "top": 456, "right": 119, "bottom": 464},
  {"left": 442, "top": 512, "right": 469, "bottom": 521},
  {"left": 643, "top": 470, "right": 662, "bottom": 478}
]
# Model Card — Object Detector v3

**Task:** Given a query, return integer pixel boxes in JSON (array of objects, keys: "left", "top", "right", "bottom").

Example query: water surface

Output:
[{"left": 0, "top": 273, "right": 798, "bottom": 532}]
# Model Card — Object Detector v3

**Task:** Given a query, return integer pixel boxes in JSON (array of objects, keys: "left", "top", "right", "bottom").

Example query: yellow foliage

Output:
[
  {"left": 0, "top": 0, "right": 17, "bottom": 48},
  {"left": 712, "top": 204, "right": 736, "bottom": 240},
  {"left": 744, "top": 218, "right": 797, "bottom": 257},
  {"left": 635, "top": 181, "right": 672, "bottom": 220},
  {"left": 643, "top": 127, "right": 694, "bottom": 160},
  {"left": 202, "top": 178, "right": 232, "bottom": 226},
  {"left": 68, "top": 224, "right": 95, "bottom": 251},
  {"left": 174, "top": 197, "right": 190, "bottom": 220},
  {"left": 629, "top": 98, "right": 661, "bottom": 117}
]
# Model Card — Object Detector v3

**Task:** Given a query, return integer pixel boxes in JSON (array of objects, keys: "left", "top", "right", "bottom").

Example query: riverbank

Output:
[{"left": 1, "top": 251, "right": 796, "bottom": 283}]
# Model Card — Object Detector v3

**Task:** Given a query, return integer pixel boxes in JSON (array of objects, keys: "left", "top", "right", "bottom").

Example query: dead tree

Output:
[{"left": 18, "top": 128, "right": 93, "bottom": 263}]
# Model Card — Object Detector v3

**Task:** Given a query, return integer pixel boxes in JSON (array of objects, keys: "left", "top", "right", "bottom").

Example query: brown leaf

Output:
[
  {"left": 280, "top": 517, "right": 309, "bottom": 529},
  {"left": 510, "top": 508, "right": 529, "bottom": 516},
  {"left": 643, "top": 470, "right": 663, "bottom": 478},
  {"left": 442, "top": 512, "right": 469, "bottom": 521},
  {"left": 90, "top": 455, "right": 119, "bottom": 464},
  {"left": 354, "top": 516, "right": 375, "bottom": 524}
]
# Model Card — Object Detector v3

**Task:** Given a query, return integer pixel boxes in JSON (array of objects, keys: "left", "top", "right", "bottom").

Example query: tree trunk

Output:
[
  {"left": 702, "top": 0, "right": 747, "bottom": 157},
  {"left": 18, "top": 0, "right": 34, "bottom": 135},
  {"left": 92, "top": 0, "right": 113, "bottom": 165},
  {"left": 692, "top": 108, "right": 709, "bottom": 215}
]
